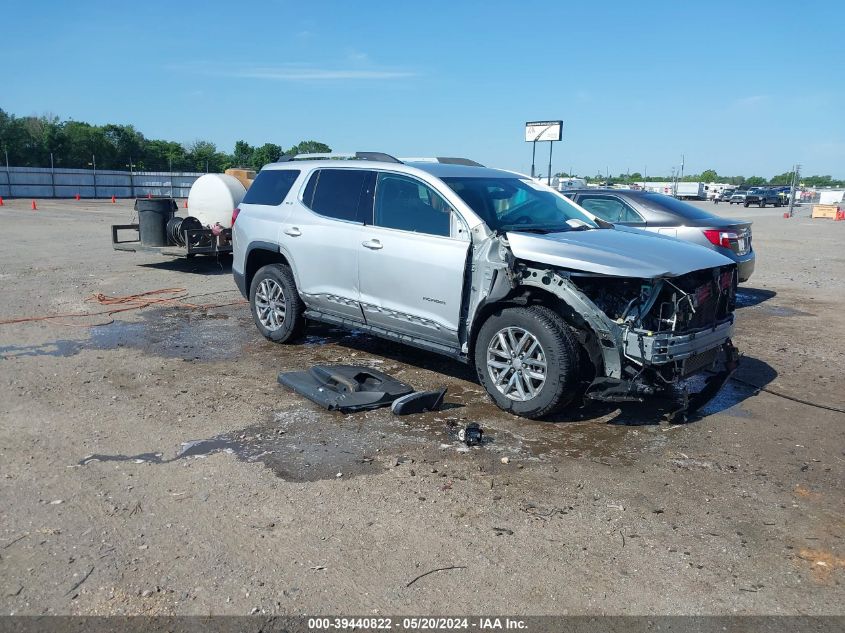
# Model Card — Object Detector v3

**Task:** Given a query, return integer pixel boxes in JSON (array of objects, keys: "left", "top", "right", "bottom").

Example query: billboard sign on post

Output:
[
  {"left": 525, "top": 120, "right": 563, "bottom": 142},
  {"left": 525, "top": 120, "right": 563, "bottom": 183}
]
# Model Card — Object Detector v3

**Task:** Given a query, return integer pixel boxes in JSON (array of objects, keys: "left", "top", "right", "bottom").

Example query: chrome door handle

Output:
[
  {"left": 362, "top": 239, "right": 383, "bottom": 250},
  {"left": 284, "top": 227, "right": 302, "bottom": 237}
]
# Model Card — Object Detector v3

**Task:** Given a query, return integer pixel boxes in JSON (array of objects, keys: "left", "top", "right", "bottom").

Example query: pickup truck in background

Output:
[{"left": 744, "top": 188, "right": 782, "bottom": 207}]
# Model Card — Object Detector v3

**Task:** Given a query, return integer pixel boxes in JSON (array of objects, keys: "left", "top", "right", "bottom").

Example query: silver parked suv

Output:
[{"left": 233, "top": 152, "right": 740, "bottom": 419}]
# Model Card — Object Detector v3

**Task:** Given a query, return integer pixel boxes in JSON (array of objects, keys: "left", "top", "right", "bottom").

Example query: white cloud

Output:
[
  {"left": 178, "top": 61, "right": 416, "bottom": 82},
  {"left": 344, "top": 49, "right": 370, "bottom": 63},
  {"left": 731, "top": 95, "right": 769, "bottom": 108},
  {"left": 234, "top": 67, "right": 415, "bottom": 81}
]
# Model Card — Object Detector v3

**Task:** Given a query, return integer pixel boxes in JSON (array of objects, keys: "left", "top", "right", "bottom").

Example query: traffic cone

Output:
[
  {"left": 183, "top": 199, "right": 188, "bottom": 208},
  {"left": 31, "top": 200, "right": 37, "bottom": 211},
  {"left": 783, "top": 212, "right": 789, "bottom": 219},
  {"left": 75, "top": 193, "right": 80, "bottom": 201},
  {"left": 111, "top": 195, "right": 116, "bottom": 203},
  {"left": 835, "top": 207, "right": 844, "bottom": 221},
  {"left": 0, "top": 196, "right": 4, "bottom": 206}
]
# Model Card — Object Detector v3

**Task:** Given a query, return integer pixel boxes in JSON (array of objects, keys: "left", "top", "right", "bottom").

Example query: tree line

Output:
[
  {"left": 3, "top": 109, "right": 841, "bottom": 186},
  {"left": 0, "top": 109, "right": 330, "bottom": 173},
  {"left": 558, "top": 168, "right": 843, "bottom": 188}
]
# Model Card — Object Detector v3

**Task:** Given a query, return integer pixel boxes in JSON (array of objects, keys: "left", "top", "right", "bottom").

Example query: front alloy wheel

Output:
[
  {"left": 487, "top": 326, "right": 547, "bottom": 401},
  {"left": 474, "top": 305, "right": 582, "bottom": 419}
]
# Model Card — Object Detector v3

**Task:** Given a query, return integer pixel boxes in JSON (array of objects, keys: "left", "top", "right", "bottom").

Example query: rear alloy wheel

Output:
[
  {"left": 474, "top": 305, "right": 582, "bottom": 419},
  {"left": 249, "top": 263, "right": 305, "bottom": 343}
]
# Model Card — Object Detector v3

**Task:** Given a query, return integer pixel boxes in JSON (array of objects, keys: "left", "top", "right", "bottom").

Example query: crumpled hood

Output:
[{"left": 505, "top": 226, "right": 734, "bottom": 278}]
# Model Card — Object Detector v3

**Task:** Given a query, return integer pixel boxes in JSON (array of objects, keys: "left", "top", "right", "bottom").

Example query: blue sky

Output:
[{"left": 3, "top": 0, "right": 843, "bottom": 178}]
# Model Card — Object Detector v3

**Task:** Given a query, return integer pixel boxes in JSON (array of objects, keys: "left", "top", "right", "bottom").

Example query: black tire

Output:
[
  {"left": 473, "top": 305, "right": 582, "bottom": 419},
  {"left": 743, "top": 202, "right": 749, "bottom": 207},
  {"left": 249, "top": 263, "right": 305, "bottom": 343}
]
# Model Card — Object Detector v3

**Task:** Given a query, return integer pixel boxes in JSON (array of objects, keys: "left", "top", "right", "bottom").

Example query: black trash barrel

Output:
[{"left": 135, "top": 198, "right": 177, "bottom": 246}]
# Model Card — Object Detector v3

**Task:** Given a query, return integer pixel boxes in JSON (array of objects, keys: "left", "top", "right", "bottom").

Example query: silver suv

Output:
[{"left": 233, "top": 153, "right": 740, "bottom": 419}]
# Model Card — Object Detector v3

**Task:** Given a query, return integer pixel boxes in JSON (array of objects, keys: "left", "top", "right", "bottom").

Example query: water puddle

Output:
[
  {"left": 736, "top": 288, "right": 775, "bottom": 308},
  {"left": 78, "top": 410, "right": 390, "bottom": 482},
  {"left": 77, "top": 389, "right": 671, "bottom": 481},
  {"left": 698, "top": 379, "right": 756, "bottom": 418},
  {"left": 88, "top": 307, "right": 252, "bottom": 361},
  {"left": 736, "top": 289, "right": 813, "bottom": 317},
  {"left": 0, "top": 340, "right": 83, "bottom": 359},
  {"left": 754, "top": 305, "right": 814, "bottom": 318}
]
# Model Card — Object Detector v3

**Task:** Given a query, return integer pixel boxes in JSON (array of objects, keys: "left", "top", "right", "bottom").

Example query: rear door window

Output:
[
  {"left": 578, "top": 195, "right": 644, "bottom": 224},
  {"left": 241, "top": 169, "right": 300, "bottom": 205},
  {"left": 373, "top": 172, "right": 453, "bottom": 237},
  {"left": 302, "top": 169, "right": 373, "bottom": 222}
]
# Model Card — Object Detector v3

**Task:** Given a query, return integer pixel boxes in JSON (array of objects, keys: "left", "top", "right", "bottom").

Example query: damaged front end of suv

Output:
[{"left": 465, "top": 228, "right": 740, "bottom": 418}]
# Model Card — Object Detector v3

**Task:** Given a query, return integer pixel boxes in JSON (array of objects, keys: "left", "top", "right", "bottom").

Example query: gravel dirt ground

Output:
[{"left": 0, "top": 197, "right": 842, "bottom": 616}]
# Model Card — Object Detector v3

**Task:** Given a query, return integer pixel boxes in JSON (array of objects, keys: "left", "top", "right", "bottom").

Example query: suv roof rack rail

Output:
[
  {"left": 276, "top": 152, "right": 402, "bottom": 164},
  {"left": 401, "top": 156, "right": 485, "bottom": 167}
]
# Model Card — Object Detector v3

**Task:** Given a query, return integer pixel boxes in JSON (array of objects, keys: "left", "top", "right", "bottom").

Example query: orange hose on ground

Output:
[{"left": 0, "top": 288, "right": 246, "bottom": 326}]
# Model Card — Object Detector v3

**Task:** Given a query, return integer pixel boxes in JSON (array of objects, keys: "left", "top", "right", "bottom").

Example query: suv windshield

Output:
[{"left": 442, "top": 177, "right": 599, "bottom": 232}]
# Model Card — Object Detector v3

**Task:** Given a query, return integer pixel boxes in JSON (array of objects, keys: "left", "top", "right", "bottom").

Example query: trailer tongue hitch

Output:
[{"left": 278, "top": 365, "right": 414, "bottom": 413}]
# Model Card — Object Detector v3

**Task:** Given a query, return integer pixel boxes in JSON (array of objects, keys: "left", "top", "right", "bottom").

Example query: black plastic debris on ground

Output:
[
  {"left": 458, "top": 422, "right": 483, "bottom": 446},
  {"left": 278, "top": 365, "right": 414, "bottom": 413},
  {"left": 391, "top": 388, "right": 447, "bottom": 415}
]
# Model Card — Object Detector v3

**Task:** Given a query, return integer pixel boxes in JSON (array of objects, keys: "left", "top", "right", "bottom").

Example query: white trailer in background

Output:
[
  {"left": 636, "top": 181, "right": 707, "bottom": 200},
  {"left": 675, "top": 182, "right": 707, "bottom": 200},
  {"left": 556, "top": 177, "right": 587, "bottom": 191}
]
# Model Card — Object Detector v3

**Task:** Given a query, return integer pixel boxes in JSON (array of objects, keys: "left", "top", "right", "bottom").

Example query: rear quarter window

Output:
[
  {"left": 241, "top": 169, "right": 300, "bottom": 205},
  {"left": 302, "top": 169, "right": 371, "bottom": 222}
]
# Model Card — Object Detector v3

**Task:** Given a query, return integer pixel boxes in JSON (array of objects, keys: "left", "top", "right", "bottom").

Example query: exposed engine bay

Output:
[
  {"left": 466, "top": 233, "right": 741, "bottom": 418},
  {"left": 568, "top": 266, "right": 739, "bottom": 416}
]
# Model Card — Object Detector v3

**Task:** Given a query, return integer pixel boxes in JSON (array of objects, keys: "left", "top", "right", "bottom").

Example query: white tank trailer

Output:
[
  {"left": 111, "top": 173, "right": 246, "bottom": 258},
  {"left": 186, "top": 174, "right": 247, "bottom": 229}
]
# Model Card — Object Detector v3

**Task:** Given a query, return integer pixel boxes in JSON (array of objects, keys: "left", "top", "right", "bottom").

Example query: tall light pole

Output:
[
  {"left": 50, "top": 152, "right": 56, "bottom": 198},
  {"left": 127, "top": 157, "right": 135, "bottom": 198},
  {"left": 4, "top": 148, "right": 10, "bottom": 198},
  {"left": 91, "top": 154, "right": 97, "bottom": 198},
  {"left": 788, "top": 163, "right": 801, "bottom": 218}
]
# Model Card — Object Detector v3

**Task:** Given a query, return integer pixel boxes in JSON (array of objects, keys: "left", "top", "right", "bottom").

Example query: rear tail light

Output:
[
  {"left": 231, "top": 207, "right": 240, "bottom": 226},
  {"left": 702, "top": 229, "right": 738, "bottom": 248}
]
